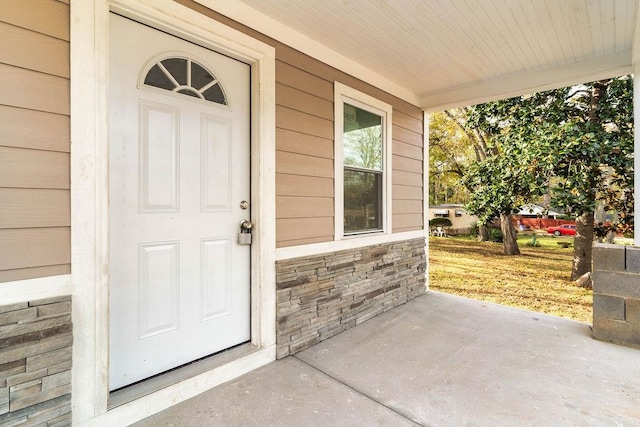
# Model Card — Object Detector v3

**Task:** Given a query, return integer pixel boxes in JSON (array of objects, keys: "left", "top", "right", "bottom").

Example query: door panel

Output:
[
  {"left": 139, "top": 102, "right": 179, "bottom": 212},
  {"left": 109, "top": 13, "right": 251, "bottom": 390}
]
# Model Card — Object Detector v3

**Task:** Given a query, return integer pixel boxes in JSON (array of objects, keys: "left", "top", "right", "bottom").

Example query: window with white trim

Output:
[{"left": 335, "top": 83, "right": 392, "bottom": 239}]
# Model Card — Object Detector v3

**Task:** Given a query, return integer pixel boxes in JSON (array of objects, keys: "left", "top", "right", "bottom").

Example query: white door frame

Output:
[{"left": 70, "top": 0, "right": 276, "bottom": 424}]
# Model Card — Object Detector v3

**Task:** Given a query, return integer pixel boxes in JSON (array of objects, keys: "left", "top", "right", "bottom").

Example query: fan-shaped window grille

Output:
[{"left": 143, "top": 57, "right": 227, "bottom": 105}]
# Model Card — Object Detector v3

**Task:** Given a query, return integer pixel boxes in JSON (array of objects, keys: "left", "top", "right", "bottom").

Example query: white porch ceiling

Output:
[{"left": 202, "top": 0, "right": 640, "bottom": 111}]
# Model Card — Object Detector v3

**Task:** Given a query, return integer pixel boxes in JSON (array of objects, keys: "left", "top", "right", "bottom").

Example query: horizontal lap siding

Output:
[
  {"left": 176, "top": 0, "right": 424, "bottom": 246},
  {"left": 276, "top": 46, "right": 424, "bottom": 244},
  {"left": 276, "top": 62, "right": 335, "bottom": 247},
  {"left": 0, "top": 0, "right": 70, "bottom": 282}
]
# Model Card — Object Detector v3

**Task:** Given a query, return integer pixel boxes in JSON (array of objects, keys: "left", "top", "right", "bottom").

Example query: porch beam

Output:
[{"left": 422, "top": 52, "right": 631, "bottom": 112}]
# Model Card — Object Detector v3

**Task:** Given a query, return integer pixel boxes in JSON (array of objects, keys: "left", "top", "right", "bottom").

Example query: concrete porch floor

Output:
[{"left": 134, "top": 292, "right": 640, "bottom": 426}]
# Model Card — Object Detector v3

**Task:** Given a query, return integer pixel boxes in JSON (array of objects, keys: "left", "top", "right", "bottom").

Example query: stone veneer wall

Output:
[
  {"left": 0, "top": 296, "right": 72, "bottom": 426},
  {"left": 276, "top": 238, "right": 426, "bottom": 358},
  {"left": 592, "top": 244, "right": 640, "bottom": 348}
]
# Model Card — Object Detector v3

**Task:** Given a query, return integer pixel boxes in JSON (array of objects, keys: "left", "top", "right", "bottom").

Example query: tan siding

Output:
[
  {"left": 393, "top": 110, "right": 423, "bottom": 134},
  {"left": 276, "top": 82, "right": 333, "bottom": 120},
  {"left": 393, "top": 226, "right": 422, "bottom": 234},
  {"left": 0, "top": 22, "right": 69, "bottom": 77},
  {"left": 276, "top": 61, "right": 333, "bottom": 101},
  {"left": 0, "top": 228, "right": 70, "bottom": 270},
  {"left": 0, "top": 264, "right": 70, "bottom": 283},
  {"left": 0, "top": 64, "right": 69, "bottom": 115},
  {"left": 393, "top": 184, "right": 423, "bottom": 200},
  {"left": 276, "top": 128, "right": 333, "bottom": 159},
  {"left": 393, "top": 199, "right": 423, "bottom": 215},
  {"left": 276, "top": 151, "right": 333, "bottom": 178},
  {"left": 0, "top": 0, "right": 69, "bottom": 41},
  {"left": 0, "top": 147, "right": 69, "bottom": 189},
  {"left": 276, "top": 217, "right": 334, "bottom": 242},
  {"left": 0, "top": 106, "right": 69, "bottom": 152},
  {"left": 393, "top": 170, "right": 423, "bottom": 187},
  {"left": 275, "top": 43, "right": 422, "bottom": 119},
  {"left": 393, "top": 214, "right": 423, "bottom": 232},
  {"left": 277, "top": 235, "right": 333, "bottom": 248},
  {"left": 0, "top": 3, "right": 70, "bottom": 281},
  {"left": 0, "top": 189, "right": 69, "bottom": 228},
  {"left": 392, "top": 124, "right": 423, "bottom": 147},
  {"left": 393, "top": 155, "right": 423, "bottom": 174},
  {"left": 276, "top": 174, "right": 333, "bottom": 198},
  {"left": 276, "top": 196, "right": 334, "bottom": 218},
  {"left": 175, "top": 0, "right": 424, "bottom": 248},
  {"left": 393, "top": 139, "right": 423, "bottom": 160},
  {"left": 276, "top": 105, "right": 333, "bottom": 140}
]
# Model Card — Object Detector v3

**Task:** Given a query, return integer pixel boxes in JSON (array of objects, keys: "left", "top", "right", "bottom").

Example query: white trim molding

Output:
[
  {"left": 0, "top": 275, "right": 71, "bottom": 305},
  {"left": 422, "top": 52, "right": 632, "bottom": 112},
  {"left": 71, "top": 0, "right": 276, "bottom": 424},
  {"left": 275, "top": 230, "right": 426, "bottom": 261},
  {"left": 634, "top": 65, "right": 640, "bottom": 247},
  {"left": 423, "top": 111, "right": 430, "bottom": 291}
]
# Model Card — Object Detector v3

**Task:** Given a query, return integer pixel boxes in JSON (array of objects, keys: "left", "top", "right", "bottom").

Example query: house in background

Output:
[
  {"left": 515, "top": 204, "right": 564, "bottom": 219},
  {"left": 1, "top": 0, "right": 639, "bottom": 425},
  {"left": 428, "top": 204, "right": 477, "bottom": 235}
]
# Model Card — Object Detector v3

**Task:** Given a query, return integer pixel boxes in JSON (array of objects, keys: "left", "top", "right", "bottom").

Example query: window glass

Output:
[
  {"left": 142, "top": 56, "right": 227, "bottom": 105},
  {"left": 343, "top": 104, "right": 382, "bottom": 170},
  {"left": 161, "top": 58, "right": 188, "bottom": 85},
  {"left": 343, "top": 103, "right": 383, "bottom": 233},
  {"left": 144, "top": 64, "right": 175, "bottom": 91},
  {"left": 344, "top": 169, "right": 382, "bottom": 232}
]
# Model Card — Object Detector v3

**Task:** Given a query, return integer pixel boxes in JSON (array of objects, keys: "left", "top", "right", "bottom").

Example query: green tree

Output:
[
  {"left": 429, "top": 109, "right": 498, "bottom": 241},
  {"left": 460, "top": 96, "right": 550, "bottom": 255},
  {"left": 428, "top": 112, "right": 473, "bottom": 205},
  {"left": 458, "top": 77, "right": 634, "bottom": 276},
  {"left": 536, "top": 78, "right": 634, "bottom": 279}
]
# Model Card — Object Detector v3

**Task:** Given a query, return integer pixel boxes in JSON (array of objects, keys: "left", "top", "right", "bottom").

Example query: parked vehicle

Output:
[{"left": 546, "top": 224, "right": 577, "bottom": 236}]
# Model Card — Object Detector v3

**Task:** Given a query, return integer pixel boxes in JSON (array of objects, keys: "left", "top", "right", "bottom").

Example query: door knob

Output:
[{"left": 240, "top": 220, "right": 253, "bottom": 230}]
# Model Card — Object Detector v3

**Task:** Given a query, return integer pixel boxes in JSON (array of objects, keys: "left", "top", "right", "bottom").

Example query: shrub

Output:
[
  {"left": 525, "top": 235, "right": 540, "bottom": 247},
  {"left": 429, "top": 218, "right": 452, "bottom": 227},
  {"left": 489, "top": 228, "right": 503, "bottom": 243},
  {"left": 469, "top": 221, "right": 479, "bottom": 237}
]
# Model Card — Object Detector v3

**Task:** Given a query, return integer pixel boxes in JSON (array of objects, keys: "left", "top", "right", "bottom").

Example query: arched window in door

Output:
[{"left": 142, "top": 56, "right": 227, "bottom": 105}]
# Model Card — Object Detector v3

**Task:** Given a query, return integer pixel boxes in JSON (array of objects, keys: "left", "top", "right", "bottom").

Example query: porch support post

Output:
[
  {"left": 634, "top": 68, "right": 640, "bottom": 246},
  {"left": 423, "top": 110, "right": 430, "bottom": 289}
]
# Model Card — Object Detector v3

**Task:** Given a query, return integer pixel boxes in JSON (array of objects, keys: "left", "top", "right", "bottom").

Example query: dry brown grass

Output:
[{"left": 428, "top": 236, "right": 593, "bottom": 323}]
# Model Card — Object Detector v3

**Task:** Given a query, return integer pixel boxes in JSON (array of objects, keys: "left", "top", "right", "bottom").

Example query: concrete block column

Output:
[{"left": 592, "top": 244, "right": 640, "bottom": 348}]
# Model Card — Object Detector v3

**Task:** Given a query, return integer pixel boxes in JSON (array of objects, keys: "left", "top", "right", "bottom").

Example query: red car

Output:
[{"left": 546, "top": 224, "right": 577, "bottom": 236}]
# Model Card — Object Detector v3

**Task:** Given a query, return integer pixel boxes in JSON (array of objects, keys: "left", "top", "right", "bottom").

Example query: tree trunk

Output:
[
  {"left": 571, "top": 212, "right": 594, "bottom": 280},
  {"left": 477, "top": 225, "right": 490, "bottom": 242},
  {"left": 500, "top": 213, "right": 520, "bottom": 255}
]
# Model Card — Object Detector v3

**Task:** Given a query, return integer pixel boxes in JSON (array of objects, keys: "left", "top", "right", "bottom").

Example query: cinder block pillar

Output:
[{"left": 592, "top": 244, "right": 640, "bottom": 348}]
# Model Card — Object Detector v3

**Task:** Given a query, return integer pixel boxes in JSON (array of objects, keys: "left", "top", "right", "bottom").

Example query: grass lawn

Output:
[{"left": 428, "top": 234, "right": 593, "bottom": 323}]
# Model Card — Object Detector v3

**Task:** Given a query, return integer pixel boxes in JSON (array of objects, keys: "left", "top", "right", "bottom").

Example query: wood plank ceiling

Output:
[{"left": 231, "top": 0, "right": 639, "bottom": 111}]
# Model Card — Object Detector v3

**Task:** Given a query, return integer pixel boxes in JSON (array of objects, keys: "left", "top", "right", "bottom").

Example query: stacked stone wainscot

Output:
[
  {"left": 592, "top": 244, "right": 640, "bottom": 348},
  {"left": 276, "top": 238, "right": 426, "bottom": 358},
  {"left": 0, "top": 296, "right": 72, "bottom": 426}
]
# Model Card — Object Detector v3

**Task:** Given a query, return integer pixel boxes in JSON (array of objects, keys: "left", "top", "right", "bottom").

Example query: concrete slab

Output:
[
  {"left": 134, "top": 292, "right": 640, "bottom": 426},
  {"left": 133, "top": 357, "right": 417, "bottom": 427},
  {"left": 297, "top": 292, "right": 640, "bottom": 426}
]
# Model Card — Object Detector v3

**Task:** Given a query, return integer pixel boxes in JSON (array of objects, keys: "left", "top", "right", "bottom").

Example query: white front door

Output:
[{"left": 108, "top": 13, "right": 251, "bottom": 390}]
